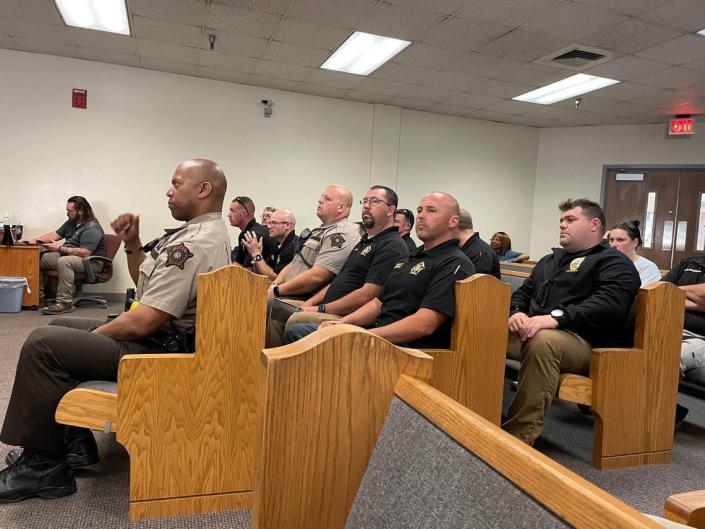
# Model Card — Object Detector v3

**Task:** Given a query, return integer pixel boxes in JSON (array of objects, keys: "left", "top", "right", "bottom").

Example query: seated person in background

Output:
[
  {"left": 457, "top": 208, "right": 500, "bottom": 278},
  {"left": 282, "top": 186, "right": 409, "bottom": 336},
  {"left": 243, "top": 209, "right": 297, "bottom": 282},
  {"left": 503, "top": 198, "right": 640, "bottom": 445},
  {"left": 266, "top": 185, "right": 361, "bottom": 346},
  {"left": 261, "top": 206, "right": 276, "bottom": 227},
  {"left": 607, "top": 220, "right": 661, "bottom": 286},
  {"left": 0, "top": 159, "right": 230, "bottom": 503},
  {"left": 228, "top": 196, "right": 275, "bottom": 269},
  {"left": 395, "top": 208, "right": 417, "bottom": 253},
  {"left": 284, "top": 192, "right": 475, "bottom": 349},
  {"left": 490, "top": 231, "right": 529, "bottom": 263},
  {"left": 353, "top": 221, "right": 366, "bottom": 237},
  {"left": 24, "top": 196, "right": 106, "bottom": 315}
]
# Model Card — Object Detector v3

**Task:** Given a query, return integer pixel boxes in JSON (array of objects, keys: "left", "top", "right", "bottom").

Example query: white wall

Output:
[
  {"left": 531, "top": 123, "right": 705, "bottom": 258},
  {"left": 0, "top": 48, "right": 540, "bottom": 293}
]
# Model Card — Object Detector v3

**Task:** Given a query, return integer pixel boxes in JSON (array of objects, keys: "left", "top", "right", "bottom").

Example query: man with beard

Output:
[{"left": 282, "top": 186, "right": 409, "bottom": 332}]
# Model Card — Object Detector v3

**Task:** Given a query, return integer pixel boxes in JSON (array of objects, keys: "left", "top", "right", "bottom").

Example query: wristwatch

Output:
[
  {"left": 550, "top": 308, "right": 566, "bottom": 325},
  {"left": 318, "top": 303, "right": 326, "bottom": 313},
  {"left": 273, "top": 285, "right": 280, "bottom": 297},
  {"left": 252, "top": 254, "right": 263, "bottom": 263}
]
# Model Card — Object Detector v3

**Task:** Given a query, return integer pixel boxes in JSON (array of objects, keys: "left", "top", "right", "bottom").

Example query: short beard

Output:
[{"left": 362, "top": 217, "right": 375, "bottom": 229}]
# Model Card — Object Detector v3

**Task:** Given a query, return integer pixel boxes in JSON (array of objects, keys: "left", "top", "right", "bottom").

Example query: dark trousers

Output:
[{"left": 1, "top": 317, "right": 158, "bottom": 451}]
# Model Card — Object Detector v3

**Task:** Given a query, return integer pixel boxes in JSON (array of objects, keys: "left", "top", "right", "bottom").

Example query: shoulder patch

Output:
[
  {"left": 165, "top": 243, "right": 194, "bottom": 269},
  {"left": 330, "top": 233, "right": 346, "bottom": 249}
]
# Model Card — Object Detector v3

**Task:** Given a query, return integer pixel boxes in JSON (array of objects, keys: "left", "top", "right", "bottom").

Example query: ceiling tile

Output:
[
  {"left": 248, "top": 75, "right": 302, "bottom": 92},
  {"left": 287, "top": 0, "right": 379, "bottom": 29},
  {"left": 638, "top": 0, "right": 705, "bottom": 33},
  {"left": 686, "top": 58, "right": 705, "bottom": 73},
  {"left": 136, "top": 39, "right": 199, "bottom": 64},
  {"left": 431, "top": 103, "right": 479, "bottom": 117},
  {"left": 354, "top": 77, "right": 410, "bottom": 96},
  {"left": 371, "top": 62, "right": 439, "bottom": 85},
  {"left": 77, "top": 47, "right": 139, "bottom": 67},
  {"left": 304, "top": 69, "right": 366, "bottom": 89},
  {"left": 205, "top": 4, "right": 281, "bottom": 38},
  {"left": 398, "top": 84, "right": 460, "bottom": 102},
  {"left": 552, "top": 94, "right": 620, "bottom": 112},
  {"left": 636, "top": 36, "right": 705, "bottom": 66},
  {"left": 3, "top": 18, "right": 72, "bottom": 45},
  {"left": 214, "top": 0, "right": 291, "bottom": 15},
  {"left": 631, "top": 88, "right": 702, "bottom": 108},
  {"left": 496, "top": 62, "right": 567, "bottom": 85},
  {"left": 477, "top": 29, "right": 570, "bottom": 62},
  {"left": 199, "top": 51, "right": 258, "bottom": 73},
  {"left": 394, "top": 43, "right": 466, "bottom": 70},
  {"left": 684, "top": 80, "right": 705, "bottom": 97},
  {"left": 198, "top": 32, "right": 267, "bottom": 57},
  {"left": 132, "top": 16, "right": 203, "bottom": 48},
  {"left": 418, "top": 70, "right": 488, "bottom": 92},
  {"left": 385, "top": 96, "right": 438, "bottom": 112},
  {"left": 633, "top": 66, "right": 705, "bottom": 90},
  {"left": 0, "top": 35, "right": 16, "bottom": 47},
  {"left": 357, "top": 3, "right": 446, "bottom": 42},
  {"left": 585, "top": 55, "right": 670, "bottom": 81},
  {"left": 264, "top": 41, "right": 330, "bottom": 68},
  {"left": 482, "top": 99, "right": 541, "bottom": 115},
  {"left": 446, "top": 92, "right": 502, "bottom": 109},
  {"left": 254, "top": 60, "right": 314, "bottom": 81},
  {"left": 422, "top": 18, "right": 514, "bottom": 52},
  {"left": 389, "top": 0, "right": 473, "bottom": 16},
  {"left": 196, "top": 66, "right": 252, "bottom": 84},
  {"left": 522, "top": 106, "right": 584, "bottom": 120},
  {"left": 68, "top": 28, "right": 136, "bottom": 53},
  {"left": 0, "top": 0, "right": 63, "bottom": 24},
  {"left": 470, "top": 79, "right": 537, "bottom": 98},
  {"left": 12, "top": 37, "right": 77, "bottom": 57},
  {"left": 342, "top": 90, "right": 392, "bottom": 104},
  {"left": 593, "top": 101, "right": 660, "bottom": 119},
  {"left": 580, "top": 19, "right": 682, "bottom": 54},
  {"left": 490, "top": 113, "right": 558, "bottom": 127},
  {"left": 140, "top": 57, "right": 197, "bottom": 76},
  {"left": 298, "top": 83, "right": 350, "bottom": 99},
  {"left": 567, "top": 0, "right": 664, "bottom": 16},
  {"left": 273, "top": 18, "right": 350, "bottom": 51},
  {"left": 667, "top": 96, "right": 705, "bottom": 114},
  {"left": 130, "top": 0, "right": 207, "bottom": 26},
  {"left": 592, "top": 81, "right": 666, "bottom": 101},
  {"left": 457, "top": 0, "right": 562, "bottom": 27},
  {"left": 444, "top": 52, "right": 524, "bottom": 78},
  {"left": 525, "top": 3, "right": 625, "bottom": 40}
]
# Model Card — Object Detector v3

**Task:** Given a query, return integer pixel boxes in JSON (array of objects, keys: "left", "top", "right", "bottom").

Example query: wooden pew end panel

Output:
[{"left": 665, "top": 490, "right": 705, "bottom": 528}]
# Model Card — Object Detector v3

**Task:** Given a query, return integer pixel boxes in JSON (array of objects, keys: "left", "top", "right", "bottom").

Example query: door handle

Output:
[
  {"left": 662, "top": 220, "right": 674, "bottom": 251},
  {"left": 676, "top": 221, "right": 687, "bottom": 251}
]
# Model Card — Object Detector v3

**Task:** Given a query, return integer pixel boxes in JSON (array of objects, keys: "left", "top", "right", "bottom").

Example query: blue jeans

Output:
[{"left": 283, "top": 322, "right": 320, "bottom": 344}]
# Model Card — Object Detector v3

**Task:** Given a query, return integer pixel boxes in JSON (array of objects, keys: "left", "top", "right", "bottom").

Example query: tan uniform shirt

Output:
[
  {"left": 137, "top": 212, "right": 231, "bottom": 332},
  {"left": 285, "top": 218, "right": 361, "bottom": 281}
]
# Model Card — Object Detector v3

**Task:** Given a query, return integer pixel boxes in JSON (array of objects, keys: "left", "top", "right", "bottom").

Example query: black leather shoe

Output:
[
  {"left": 0, "top": 450, "right": 76, "bottom": 503},
  {"left": 5, "top": 429, "right": 99, "bottom": 469},
  {"left": 675, "top": 403, "right": 689, "bottom": 429}
]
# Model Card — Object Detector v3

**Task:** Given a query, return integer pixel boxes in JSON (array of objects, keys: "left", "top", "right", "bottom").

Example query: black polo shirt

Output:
[
  {"left": 56, "top": 219, "right": 106, "bottom": 257},
  {"left": 402, "top": 233, "right": 417, "bottom": 253},
  {"left": 267, "top": 230, "right": 297, "bottom": 274},
  {"left": 374, "top": 238, "right": 475, "bottom": 348},
  {"left": 323, "top": 226, "right": 409, "bottom": 304},
  {"left": 232, "top": 219, "right": 275, "bottom": 268},
  {"left": 663, "top": 255, "right": 705, "bottom": 336},
  {"left": 460, "top": 232, "right": 500, "bottom": 279}
]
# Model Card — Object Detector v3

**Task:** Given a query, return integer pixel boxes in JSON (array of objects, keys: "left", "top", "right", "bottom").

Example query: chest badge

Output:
[
  {"left": 360, "top": 244, "right": 372, "bottom": 256},
  {"left": 394, "top": 261, "right": 404, "bottom": 270},
  {"left": 330, "top": 233, "right": 346, "bottom": 249},
  {"left": 567, "top": 257, "right": 585, "bottom": 272},
  {"left": 410, "top": 261, "right": 426, "bottom": 276},
  {"left": 165, "top": 243, "right": 194, "bottom": 269}
]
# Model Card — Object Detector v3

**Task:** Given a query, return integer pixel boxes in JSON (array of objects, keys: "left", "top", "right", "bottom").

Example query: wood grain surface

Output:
[
  {"left": 664, "top": 490, "right": 705, "bottom": 528},
  {"left": 0, "top": 245, "right": 40, "bottom": 306},
  {"left": 55, "top": 388, "right": 117, "bottom": 432}
]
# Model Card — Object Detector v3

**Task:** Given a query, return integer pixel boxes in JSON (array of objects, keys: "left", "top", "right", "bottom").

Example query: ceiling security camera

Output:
[{"left": 261, "top": 99, "right": 273, "bottom": 106}]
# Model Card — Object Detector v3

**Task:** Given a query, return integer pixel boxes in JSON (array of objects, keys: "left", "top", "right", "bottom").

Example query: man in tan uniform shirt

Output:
[
  {"left": 0, "top": 159, "right": 230, "bottom": 503},
  {"left": 266, "top": 184, "right": 360, "bottom": 346}
]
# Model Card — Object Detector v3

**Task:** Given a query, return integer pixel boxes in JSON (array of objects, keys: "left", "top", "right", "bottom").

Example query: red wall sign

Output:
[
  {"left": 72, "top": 89, "right": 87, "bottom": 109},
  {"left": 669, "top": 118, "right": 694, "bottom": 135}
]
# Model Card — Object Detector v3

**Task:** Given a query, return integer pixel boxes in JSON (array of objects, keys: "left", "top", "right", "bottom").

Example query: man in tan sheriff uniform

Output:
[
  {"left": 0, "top": 159, "right": 230, "bottom": 503},
  {"left": 266, "top": 184, "right": 360, "bottom": 346}
]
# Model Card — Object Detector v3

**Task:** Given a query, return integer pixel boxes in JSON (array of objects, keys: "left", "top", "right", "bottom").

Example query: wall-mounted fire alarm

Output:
[{"left": 72, "top": 89, "right": 87, "bottom": 109}]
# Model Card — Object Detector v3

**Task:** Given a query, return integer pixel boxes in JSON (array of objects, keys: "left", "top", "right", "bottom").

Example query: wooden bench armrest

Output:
[
  {"left": 557, "top": 374, "right": 592, "bottom": 405},
  {"left": 420, "top": 348, "right": 454, "bottom": 358},
  {"left": 665, "top": 490, "right": 705, "bottom": 528},
  {"left": 55, "top": 388, "right": 118, "bottom": 432},
  {"left": 591, "top": 347, "right": 641, "bottom": 356}
]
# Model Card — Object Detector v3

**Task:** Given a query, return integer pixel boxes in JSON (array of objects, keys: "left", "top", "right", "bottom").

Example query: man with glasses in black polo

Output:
[
  {"left": 228, "top": 195, "right": 275, "bottom": 269},
  {"left": 395, "top": 208, "right": 417, "bottom": 253},
  {"left": 503, "top": 198, "right": 639, "bottom": 446},
  {"left": 242, "top": 209, "right": 297, "bottom": 282}
]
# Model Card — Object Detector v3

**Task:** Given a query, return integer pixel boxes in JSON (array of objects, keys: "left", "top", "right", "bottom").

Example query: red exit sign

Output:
[{"left": 669, "top": 117, "right": 694, "bottom": 135}]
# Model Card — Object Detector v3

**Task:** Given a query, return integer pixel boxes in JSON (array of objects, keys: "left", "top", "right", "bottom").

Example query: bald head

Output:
[
  {"left": 167, "top": 159, "right": 227, "bottom": 221},
  {"left": 269, "top": 208, "right": 296, "bottom": 241},
  {"left": 317, "top": 184, "right": 353, "bottom": 224},
  {"left": 415, "top": 192, "right": 461, "bottom": 249}
]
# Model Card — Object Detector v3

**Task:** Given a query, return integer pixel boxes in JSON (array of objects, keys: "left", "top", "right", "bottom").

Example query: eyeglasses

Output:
[
  {"left": 268, "top": 220, "right": 289, "bottom": 226},
  {"left": 360, "top": 198, "right": 388, "bottom": 207}
]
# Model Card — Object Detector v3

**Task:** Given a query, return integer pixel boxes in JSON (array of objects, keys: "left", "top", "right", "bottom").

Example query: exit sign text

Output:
[{"left": 669, "top": 118, "right": 694, "bottom": 135}]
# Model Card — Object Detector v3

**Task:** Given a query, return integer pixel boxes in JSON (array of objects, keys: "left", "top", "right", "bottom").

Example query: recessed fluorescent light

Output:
[
  {"left": 54, "top": 0, "right": 130, "bottom": 35},
  {"left": 698, "top": 28, "right": 705, "bottom": 37},
  {"left": 513, "top": 73, "right": 620, "bottom": 105},
  {"left": 321, "top": 31, "right": 411, "bottom": 76}
]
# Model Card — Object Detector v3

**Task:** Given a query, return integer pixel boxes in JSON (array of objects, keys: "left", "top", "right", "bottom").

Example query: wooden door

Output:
[{"left": 672, "top": 171, "right": 705, "bottom": 266}]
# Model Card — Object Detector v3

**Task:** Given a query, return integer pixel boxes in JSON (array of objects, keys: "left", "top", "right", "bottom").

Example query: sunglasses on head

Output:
[{"left": 234, "top": 196, "right": 253, "bottom": 216}]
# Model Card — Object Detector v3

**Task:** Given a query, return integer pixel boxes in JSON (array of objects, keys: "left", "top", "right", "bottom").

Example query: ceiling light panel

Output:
[
  {"left": 54, "top": 0, "right": 130, "bottom": 35},
  {"left": 513, "top": 73, "right": 619, "bottom": 105},
  {"left": 321, "top": 31, "right": 411, "bottom": 76}
]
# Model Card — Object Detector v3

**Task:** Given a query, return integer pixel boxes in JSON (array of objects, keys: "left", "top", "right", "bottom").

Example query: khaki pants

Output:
[
  {"left": 503, "top": 329, "right": 592, "bottom": 445},
  {"left": 40, "top": 252, "right": 96, "bottom": 304}
]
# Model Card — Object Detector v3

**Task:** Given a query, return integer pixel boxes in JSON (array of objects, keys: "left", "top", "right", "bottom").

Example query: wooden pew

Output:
[
  {"left": 556, "top": 282, "right": 685, "bottom": 470},
  {"left": 54, "top": 265, "right": 268, "bottom": 520},
  {"left": 252, "top": 325, "right": 433, "bottom": 529},
  {"left": 664, "top": 490, "right": 705, "bottom": 528},
  {"left": 422, "top": 274, "right": 510, "bottom": 425}
]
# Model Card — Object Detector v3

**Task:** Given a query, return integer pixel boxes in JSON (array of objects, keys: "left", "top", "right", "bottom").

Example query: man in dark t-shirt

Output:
[
  {"left": 243, "top": 208, "right": 297, "bottom": 282},
  {"left": 228, "top": 196, "right": 275, "bottom": 269},
  {"left": 22, "top": 196, "right": 106, "bottom": 315},
  {"left": 395, "top": 208, "right": 417, "bottom": 253},
  {"left": 457, "top": 208, "right": 500, "bottom": 278},
  {"left": 284, "top": 192, "right": 474, "bottom": 349}
]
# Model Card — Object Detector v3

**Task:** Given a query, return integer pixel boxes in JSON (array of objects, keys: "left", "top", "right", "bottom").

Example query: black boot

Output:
[
  {"left": 6, "top": 427, "right": 99, "bottom": 468},
  {"left": 0, "top": 449, "right": 76, "bottom": 503}
]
